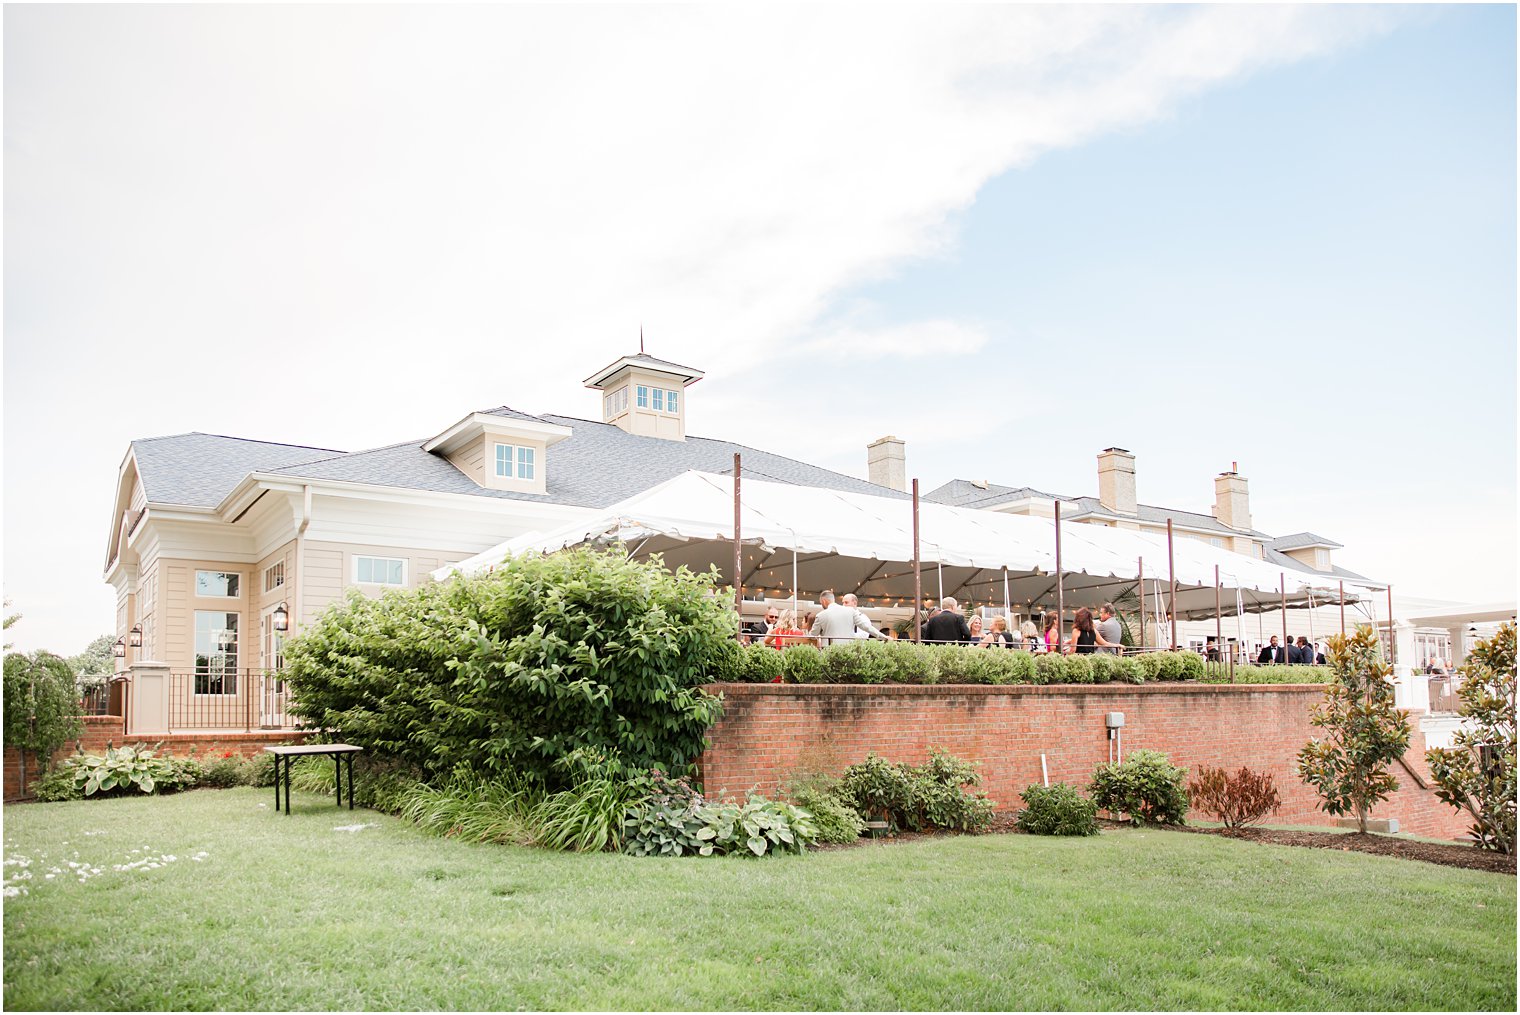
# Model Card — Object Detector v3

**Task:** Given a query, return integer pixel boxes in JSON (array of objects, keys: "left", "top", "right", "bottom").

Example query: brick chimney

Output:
[
  {"left": 1213, "top": 464, "right": 1252, "bottom": 531},
  {"left": 1096, "top": 447, "right": 1137, "bottom": 515},
  {"left": 867, "top": 436, "right": 907, "bottom": 492}
]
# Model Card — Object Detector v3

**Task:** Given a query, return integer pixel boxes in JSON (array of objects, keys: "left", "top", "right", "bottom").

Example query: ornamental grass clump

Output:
[
  {"left": 1297, "top": 626, "right": 1411, "bottom": 834},
  {"left": 1426, "top": 623, "right": 1516, "bottom": 854},
  {"left": 284, "top": 547, "right": 729, "bottom": 786}
]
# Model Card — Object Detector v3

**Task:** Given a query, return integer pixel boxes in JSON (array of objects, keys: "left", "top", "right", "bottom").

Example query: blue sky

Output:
[{"left": 4, "top": 5, "right": 1515, "bottom": 653}]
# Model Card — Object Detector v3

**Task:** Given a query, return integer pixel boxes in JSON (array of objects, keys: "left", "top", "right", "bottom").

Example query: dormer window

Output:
[
  {"left": 494, "top": 443, "right": 535, "bottom": 481},
  {"left": 667, "top": 390, "right": 678, "bottom": 414},
  {"left": 603, "top": 386, "right": 628, "bottom": 420}
]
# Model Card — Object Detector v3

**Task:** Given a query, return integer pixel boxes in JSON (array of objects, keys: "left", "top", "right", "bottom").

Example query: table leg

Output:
[
  {"left": 283, "top": 756, "right": 291, "bottom": 815},
  {"left": 334, "top": 754, "right": 342, "bottom": 807},
  {"left": 273, "top": 757, "right": 280, "bottom": 812},
  {"left": 347, "top": 754, "right": 355, "bottom": 810}
]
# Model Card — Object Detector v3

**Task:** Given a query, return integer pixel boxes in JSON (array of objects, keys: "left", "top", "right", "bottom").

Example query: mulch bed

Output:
[
  {"left": 1179, "top": 824, "right": 1515, "bottom": 874},
  {"left": 816, "top": 814, "right": 1515, "bottom": 874}
]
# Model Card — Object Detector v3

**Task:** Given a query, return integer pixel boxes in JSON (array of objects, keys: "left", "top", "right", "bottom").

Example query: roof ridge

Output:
[
  {"left": 134, "top": 431, "right": 347, "bottom": 454},
  {"left": 265, "top": 438, "right": 429, "bottom": 472}
]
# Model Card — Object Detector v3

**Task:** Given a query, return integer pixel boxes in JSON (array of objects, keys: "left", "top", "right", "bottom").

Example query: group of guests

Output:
[
  {"left": 1255, "top": 635, "right": 1326, "bottom": 665},
  {"left": 742, "top": 594, "right": 1128, "bottom": 656}
]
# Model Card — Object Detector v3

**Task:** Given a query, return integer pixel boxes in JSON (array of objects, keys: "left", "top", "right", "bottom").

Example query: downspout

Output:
[{"left": 294, "top": 485, "right": 312, "bottom": 631}]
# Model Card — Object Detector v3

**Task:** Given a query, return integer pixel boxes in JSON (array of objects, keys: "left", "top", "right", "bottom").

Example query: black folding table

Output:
[{"left": 264, "top": 744, "right": 363, "bottom": 814}]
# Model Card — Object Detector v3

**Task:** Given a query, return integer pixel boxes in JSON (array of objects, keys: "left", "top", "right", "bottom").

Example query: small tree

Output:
[
  {"left": 3, "top": 651, "right": 85, "bottom": 795},
  {"left": 1297, "top": 626, "right": 1411, "bottom": 833},
  {"left": 1426, "top": 624, "right": 1516, "bottom": 854}
]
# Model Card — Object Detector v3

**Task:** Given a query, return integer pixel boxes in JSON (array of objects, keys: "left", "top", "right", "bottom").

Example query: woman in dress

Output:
[
  {"left": 1067, "top": 607, "right": 1098, "bottom": 655},
  {"left": 983, "top": 616, "right": 1017, "bottom": 648},
  {"left": 764, "top": 609, "right": 809, "bottom": 649},
  {"left": 1043, "top": 613, "right": 1061, "bottom": 653},
  {"left": 968, "top": 615, "right": 984, "bottom": 644},
  {"left": 1020, "top": 620, "right": 1041, "bottom": 652}
]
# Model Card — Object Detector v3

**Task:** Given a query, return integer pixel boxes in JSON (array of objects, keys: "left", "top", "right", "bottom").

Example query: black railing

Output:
[
  {"left": 78, "top": 684, "right": 113, "bottom": 716},
  {"left": 162, "top": 670, "right": 295, "bottom": 732}
]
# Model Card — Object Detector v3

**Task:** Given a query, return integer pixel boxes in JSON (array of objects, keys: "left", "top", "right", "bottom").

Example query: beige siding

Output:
[
  {"left": 301, "top": 547, "right": 346, "bottom": 629},
  {"left": 446, "top": 434, "right": 488, "bottom": 487}
]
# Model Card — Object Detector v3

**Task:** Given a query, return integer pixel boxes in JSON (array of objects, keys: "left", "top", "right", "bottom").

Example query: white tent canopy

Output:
[{"left": 436, "top": 471, "right": 1377, "bottom": 620}]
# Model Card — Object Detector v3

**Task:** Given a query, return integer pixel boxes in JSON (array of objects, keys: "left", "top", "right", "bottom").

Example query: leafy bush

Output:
[
  {"left": 1177, "top": 653, "right": 1205, "bottom": 681},
  {"left": 1188, "top": 766, "right": 1281, "bottom": 829},
  {"left": 821, "top": 641, "right": 906, "bottom": 684},
  {"left": 1426, "top": 624, "right": 1516, "bottom": 854},
  {"left": 790, "top": 785, "right": 865, "bottom": 844},
  {"left": 1063, "top": 655, "right": 1094, "bottom": 684},
  {"left": 743, "top": 645, "right": 784, "bottom": 683},
  {"left": 1199, "top": 664, "right": 1331, "bottom": 684},
  {"left": 67, "top": 744, "right": 200, "bottom": 797},
  {"left": 1090, "top": 749, "right": 1189, "bottom": 826},
  {"left": 695, "top": 795, "right": 817, "bottom": 856},
  {"left": 1089, "top": 654, "right": 1118, "bottom": 684},
  {"left": 532, "top": 752, "right": 649, "bottom": 852},
  {"left": 623, "top": 770, "right": 708, "bottom": 856},
  {"left": 3, "top": 650, "right": 84, "bottom": 794},
  {"left": 1298, "top": 627, "right": 1411, "bottom": 833},
  {"left": 1006, "top": 652, "right": 1037, "bottom": 683},
  {"left": 780, "top": 644, "right": 824, "bottom": 683},
  {"left": 197, "top": 751, "right": 247, "bottom": 789},
  {"left": 1115, "top": 657, "right": 1145, "bottom": 684},
  {"left": 1136, "top": 653, "right": 1165, "bottom": 682},
  {"left": 1034, "top": 653, "right": 1063, "bottom": 685},
  {"left": 284, "top": 547, "right": 728, "bottom": 786},
  {"left": 32, "top": 767, "right": 84, "bottom": 802},
  {"left": 839, "top": 749, "right": 994, "bottom": 833},
  {"left": 1016, "top": 783, "right": 1099, "bottom": 836}
]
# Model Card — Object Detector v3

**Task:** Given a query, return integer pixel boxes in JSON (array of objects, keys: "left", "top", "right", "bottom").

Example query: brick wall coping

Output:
[{"left": 703, "top": 682, "right": 1328, "bottom": 698}]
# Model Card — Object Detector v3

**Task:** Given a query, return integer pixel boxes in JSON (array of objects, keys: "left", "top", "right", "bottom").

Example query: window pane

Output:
[
  {"left": 387, "top": 560, "right": 404, "bottom": 585},
  {"left": 495, "top": 443, "right": 512, "bottom": 477},
  {"left": 195, "top": 571, "right": 239, "bottom": 598},
  {"left": 519, "top": 447, "right": 535, "bottom": 480},
  {"left": 667, "top": 390, "right": 678, "bottom": 413},
  {"left": 637, "top": 385, "right": 648, "bottom": 407},
  {"left": 652, "top": 388, "right": 664, "bottom": 411},
  {"left": 357, "top": 557, "right": 373, "bottom": 583}
]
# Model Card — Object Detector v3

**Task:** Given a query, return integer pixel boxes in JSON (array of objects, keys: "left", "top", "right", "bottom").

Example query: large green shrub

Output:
[
  {"left": 1016, "top": 783, "right": 1099, "bottom": 836},
  {"left": 3, "top": 650, "right": 84, "bottom": 795},
  {"left": 839, "top": 749, "right": 994, "bottom": 833},
  {"left": 1297, "top": 627, "right": 1411, "bottom": 834},
  {"left": 1089, "top": 749, "right": 1189, "bottom": 826},
  {"left": 284, "top": 548, "right": 729, "bottom": 786},
  {"left": 1426, "top": 624, "right": 1515, "bottom": 854},
  {"left": 743, "top": 645, "right": 784, "bottom": 683}
]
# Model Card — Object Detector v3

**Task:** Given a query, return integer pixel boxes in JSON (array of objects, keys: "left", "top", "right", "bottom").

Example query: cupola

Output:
[{"left": 583, "top": 352, "right": 704, "bottom": 441}]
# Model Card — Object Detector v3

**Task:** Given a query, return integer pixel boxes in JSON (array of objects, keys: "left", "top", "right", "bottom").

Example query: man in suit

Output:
[
  {"left": 1285, "top": 638, "right": 1303, "bottom": 665},
  {"left": 924, "top": 597, "right": 972, "bottom": 644},
  {"left": 1257, "top": 636, "right": 1283, "bottom": 664}
]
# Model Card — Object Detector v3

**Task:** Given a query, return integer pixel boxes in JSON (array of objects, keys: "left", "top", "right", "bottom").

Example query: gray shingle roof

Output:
[
  {"left": 1265, "top": 547, "right": 1366, "bottom": 581},
  {"left": 923, "top": 479, "right": 1067, "bottom": 508},
  {"left": 132, "top": 418, "right": 905, "bottom": 510},
  {"left": 1269, "top": 531, "right": 1345, "bottom": 551},
  {"left": 130, "top": 433, "right": 343, "bottom": 507},
  {"left": 479, "top": 405, "right": 555, "bottom": 424},
  {"left": 925, "top": 479, "right": 1267, "bottom": 537}
]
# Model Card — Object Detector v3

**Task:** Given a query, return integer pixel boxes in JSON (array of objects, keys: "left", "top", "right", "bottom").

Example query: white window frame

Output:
[
  {"left": 636, "top": 384, "right": 649, "bottom": 408},
  {"left": 194, "top": 570, "right": 241, "bottom": 599},
  {"left": 603, "top": 386, "right": 629, "bottom": 420},
  {"left": 353, "top": 555, "right": 407, "bottom": 586},
  {"left": 651, "top": 387, "right": 664, "bottom": 412},
  {"left": 493, "top": 442, "right": 535, "bottom": 481},
  {"left": 193, "top": 610, "right": 240, "bottom": 694},
  {"left": 264, "top": 561, "right": 285, "bottom": 593},
  {"left": 517, "top": 445, "right": 535, "bottom": 480},
  {"left": 666, "top": 389, "right": 679, "bottom": 414}
]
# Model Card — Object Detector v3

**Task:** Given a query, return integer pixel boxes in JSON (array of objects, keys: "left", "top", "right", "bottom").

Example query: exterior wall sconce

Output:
[
  {"left": 273, "top": 602, "right": 290, "bottom": 633},
  {"left": 112, "top": 637, "right": 126, "bottom": 659},
  {"left": 128, "top": 625, "right": 143, "bottom": 649}
]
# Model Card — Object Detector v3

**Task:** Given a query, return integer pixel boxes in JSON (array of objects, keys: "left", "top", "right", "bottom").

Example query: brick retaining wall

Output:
[
  {"left": 697, "top": 683, "right": 1471, "bottom": 841},
  {"left": 4, "top": 716, "right": 305, "bottom": 801}
]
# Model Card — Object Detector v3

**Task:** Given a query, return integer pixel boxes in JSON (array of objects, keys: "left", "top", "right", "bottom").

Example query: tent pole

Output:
[
  {"left": 912, "top": 479, "right": 922, "bottom": 644},
  {"left": 1138, "top": 557, "right": 1145, "bottom": 650},
  {"left": 1280, "top": 573, "right": 1288, "bottom": 658},
  {"left": 1166, "top": 518, "right": 1177, "bottom": 650},
  {"left": 732, "top": 454, "right": 743, "bottom": 636},
  {"left": 1387, "top": 584, "right": 1395, "bottom": 667},
  {"left": 1055, "top": 500, "right": 1065, "bottom": 649},
  {"left": 1339, "top": 580, "right": 1346, "bottom": 637},
  {"left": 792, "top": 545, "right": 797, "bottom": 617},
  {"left": 1215, "top": 564, "right": 1222, "bottom": 667},
  {"left": 1002, "top": 566, "right": 1009, "bottom": 617}
]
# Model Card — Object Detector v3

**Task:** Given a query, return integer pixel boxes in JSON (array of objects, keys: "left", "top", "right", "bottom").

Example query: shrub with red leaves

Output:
[{"left": 1188, "top": 766, "right": 1281, "bottom": 829}]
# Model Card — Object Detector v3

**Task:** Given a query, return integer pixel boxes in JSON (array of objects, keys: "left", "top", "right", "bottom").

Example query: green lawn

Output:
[{"left": 4, "top": 789, "right": 1514, "bottom": 1011}]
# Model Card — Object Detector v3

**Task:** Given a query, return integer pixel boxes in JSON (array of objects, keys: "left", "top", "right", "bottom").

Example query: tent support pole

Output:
[
  {"left": 1166, "top": 519, "right": 1177, "bottom": 650},
  {"left": 1280, "top": 574, "right": 1288, "bottom": 658},
  {"left": 912, "top": 479, "right": 922, "bottom": 644},
  {"left": 1215, "top": 564, "right": 1222, "bottom": 672},
  {"left": 1387, "top": 584, "right": 1395, "bottom": 667},
  {"left": 1055, "top": 501, "right": 1065, "bottom": 649},
  {"left": 1339, "top": 580, "right": 1346, "bottom": 637},
  {"left": 732, "top": 454, "right": 743, "bottom": 636},
  {"left": 1138, "top": 557, "right": 1145, "bottom": 650}
]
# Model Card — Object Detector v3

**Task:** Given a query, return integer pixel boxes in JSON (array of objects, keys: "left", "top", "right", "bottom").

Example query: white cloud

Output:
[{"left": 2, "top": 4, "right": 1401, "bottom": 651}]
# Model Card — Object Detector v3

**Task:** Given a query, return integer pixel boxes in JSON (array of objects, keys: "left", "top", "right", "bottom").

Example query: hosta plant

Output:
[{"left": 69, "top": 743, "right": 199, "bottom": 797}]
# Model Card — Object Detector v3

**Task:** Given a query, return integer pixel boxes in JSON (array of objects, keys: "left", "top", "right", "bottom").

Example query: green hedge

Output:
[{"left": 717, "top": 641, "right": 1332, "bottom": 686}]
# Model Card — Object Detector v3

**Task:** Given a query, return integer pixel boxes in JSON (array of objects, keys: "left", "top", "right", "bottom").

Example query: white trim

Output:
[
  {"left": 423, "top": 412, "right": 572, "bottom": 455},
  {"left": 582, "top": 356, "right": 705, "bottom": 389},
  {"left": 352, "top": 554, "right": 408, "bottom": 586}
]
